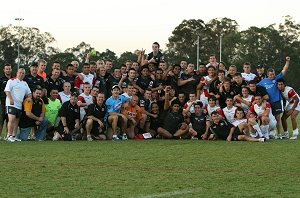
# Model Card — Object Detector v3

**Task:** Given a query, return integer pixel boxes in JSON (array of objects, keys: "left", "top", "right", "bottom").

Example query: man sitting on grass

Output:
[
  {"left": 53, "top": 92, "right": 80, "bottom": 141},
  {"left": 157, "top": 86, "right": 189, "bottom": 139},
  {"left": 206, "top": 111, "right": 265, "bottom": 142},
  {"left": 85, "top": 92, "right": 107, "bottom": 141}
]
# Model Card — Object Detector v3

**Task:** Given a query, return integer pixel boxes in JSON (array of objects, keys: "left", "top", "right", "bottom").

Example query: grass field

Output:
[
  {"left": 0, "top": 138, "right": 300, "bottom": 197},
  {"left": 0, "top": 118, "right": 300, "bottom": 197}
]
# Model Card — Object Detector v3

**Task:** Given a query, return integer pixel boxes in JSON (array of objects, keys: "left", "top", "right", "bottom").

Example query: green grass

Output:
[{"left": 0, "top": 139, "right": 300, "bottom": 197}]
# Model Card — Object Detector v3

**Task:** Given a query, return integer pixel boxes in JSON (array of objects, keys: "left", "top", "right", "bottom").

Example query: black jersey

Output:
[
  {"left": 0, "top": 75, "right": 10, "bottom": 103},
  {"left": 162, "top": 110, "right": 183, "bottom": 134},
  {"left": 86, "top": 103, "right": 106, "bottom": 121},
  {"left": 190, "top": 113, "right": 207, "bottom": 134},
  {"left": 24, "top": 74, "right": 45, "bottom": 90},
  {"left": 209, "top": 120, "right": 234, "bottom": 140},
  {"left": 58, "top": 101, "right": 80, "bottom": 130}
]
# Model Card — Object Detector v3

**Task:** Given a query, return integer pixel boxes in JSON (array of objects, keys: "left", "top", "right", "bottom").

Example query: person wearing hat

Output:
[
  {"left": 105, "top": 85, "right": 130, "bottom": 141},
  {"left": 255, "top": 64, "right": 267, "bottom": 83},
  {"left": 53, "top": 92, "right": 80, "bottom": 141}
]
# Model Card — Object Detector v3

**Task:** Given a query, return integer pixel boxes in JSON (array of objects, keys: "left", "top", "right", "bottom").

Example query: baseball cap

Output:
[
  {"left": 29, "top": 62, "right": 38, "bottom": 68},
  {"left": 71, "top": 92, "right": 78, "bottom": 97},
  {"left": 256, "top": 64, "right": 264, "bottom": 68},
  {"left": 111, "top": 85, "right": 120, "bottom": 91}
]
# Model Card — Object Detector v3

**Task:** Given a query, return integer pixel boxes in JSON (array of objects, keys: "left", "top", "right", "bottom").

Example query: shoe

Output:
[
  {"left": 52, "top": 132, "right": 61, "bottom": 141},
  {"left": 269, "top": 131, "right": 277, "bottom": 139},
  {"left": 290, "top": 136, "right": 298, "bottom": 140},
  {"left": 282, "top": 132, "right": 289, "bottom": 138},
  {"left": 191, "top": 137, "right": 198, "bottom": 140},
  {"left": 122, "top": 134, "right": 128, "bottom": 140},
  {"left": 277, "top": 134, "right": 282, "bottom": 140},
  {"left": 87, "top": 135, "right": 93, "bottom": 141},
  {"left": 112, "top": 135, "right": 120, "bottom": 141},
  {"left": 258, "top": 137, "right": 266, "bottom": 142},
  {"left": 6, "top": 136, "right": 15, "bottom": 142},
  {"left": 14, "top": 137, "right": 22, "bottom": 142}
]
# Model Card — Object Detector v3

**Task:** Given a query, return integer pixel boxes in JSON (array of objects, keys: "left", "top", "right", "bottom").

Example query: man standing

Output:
[
  {"left": 17, "top": 86, "right": 48, "bottom": 141},
  {"left": 277, "top": 78, "right": 299, "bottom": 139},
  {"left": 0, "top": 63, "right": 12, "bottom": 139},
  {"left": 5, "top": 68, "right": 31, "bottom": 142},
  {"left": 257, "top": 56, "right": 290, "bottom": 137}
]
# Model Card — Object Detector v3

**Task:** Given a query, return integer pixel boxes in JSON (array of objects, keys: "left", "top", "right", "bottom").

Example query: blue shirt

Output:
[
  {"left": 257, "top": 72, "right": 283, "bottom": 103},
  {"left": 105, "top": 95, "right": 129, "bottom": 113}
]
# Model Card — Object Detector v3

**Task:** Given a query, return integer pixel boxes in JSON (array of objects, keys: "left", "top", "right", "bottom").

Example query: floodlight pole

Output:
[
  {"left": 15, "top": 18, "right": 24, "bottom": 70},
  {"left": 196, "top": 36, "right": 199, "bottom": 70},
  {"left": 219, "top": 34, "right": 222, "bottom": 62}
]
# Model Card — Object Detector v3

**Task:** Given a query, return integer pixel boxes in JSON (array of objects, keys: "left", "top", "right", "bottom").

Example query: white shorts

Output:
[
  {"left": 285, "top": 102, "right": 300, "bottom": 112},
  {"left": 269, "top": 118, "right": 277, "bottom": 130}
]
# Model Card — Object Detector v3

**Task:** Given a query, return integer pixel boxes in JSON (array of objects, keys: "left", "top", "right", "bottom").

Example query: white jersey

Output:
[
  {"left": 240, "top": 95, "right": 254, "bottom": 113},
  {"left": 58, "top": 91, "right": 71, "bottom": 104},
  {"left": 241, "top": 72, "right": 256, "bottom": 82},
  {"left": 205, "top": 104, "right": 223, "bottom": 119},
  {"left": 281, "top": 86, "right": 300, "bottom": 111},
  {"left": 184, "top": 100, "right": 202, "bottom": 114},
  {"left": 223, "top": 106, "right": 237, "bottom": 123},
  {"left": 78, "top": 93, "right": 93, "bottom": 120},
  {"left": 249, "top": 102, "right": 276, "bottom": 121},
  {"left": 4, "top": 78, "right": 31, "bottom": 110},
  {"left": 232, "top": 118, "right": 247, "bottom": 127}
]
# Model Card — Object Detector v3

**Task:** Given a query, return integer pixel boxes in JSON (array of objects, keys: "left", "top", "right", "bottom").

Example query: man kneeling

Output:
[
  {"left": 207, "top": 111, "right": 265, "bottom": 142},
  {"left": 17, "top": 86, "right": 48, "bottom": 141}
]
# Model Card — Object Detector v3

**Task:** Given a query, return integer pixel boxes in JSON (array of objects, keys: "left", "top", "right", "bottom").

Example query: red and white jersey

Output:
[
  {"left": 249, "top": 102, "right": 275, "bottom": 121},
  {"left": 223, "top": 106, "right": 237, "bottom": 124},
  {"left": 74, "top": 73, "right": 95, "bottom": 94},
  {"left": 240, "top": 95, "right": 254, "bottom": 113},
  {"left": 4, "top": 78, "right": 31, "bottom": 110},
  {"left": 184, "top": 100, "right": 202, "bottom": 114},
  {"left": 78, "top": 93, "right": 93, "bottom": 120},
  {"left": 58, "top": 91, "right": 71, "bottom": 104},
  {"left": 241, "top": 72, "right": 256, "bottom": 82},
  {"left": 204, "top": 104, "right": 224, "bottom": 119},
  {"left": 200, "top": 75, "right": 213, "bottom": 105},
  {"left": 232, "top": 118, "right": 247, "bottom": 127},
  {"left": 282, "top": 86, "right": 300, "bottom": 111}
]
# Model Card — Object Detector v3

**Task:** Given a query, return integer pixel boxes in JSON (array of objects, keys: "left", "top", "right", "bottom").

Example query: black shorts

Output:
[
  {"left": 90, "top": 121, "right": 105, "bottom": 136},
  {"left": 194, "top": 128, "right": 206, "bottom": 138},
  {"left": 6, "top": 106, "right": 22, "bottom": 118},
  {"left": 232, "top": 127, "right": 244, "bottom": 141},
  {"left": 270, "top": 101, "right": 283, "bottom": 116},
  {"left": 0, "top": 103, "right": 8, "bottom": 124}
]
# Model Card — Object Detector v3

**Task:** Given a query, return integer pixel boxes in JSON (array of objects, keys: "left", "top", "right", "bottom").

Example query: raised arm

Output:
[{"left": 282, "top": 56, "right": 290, "bottom": 75}]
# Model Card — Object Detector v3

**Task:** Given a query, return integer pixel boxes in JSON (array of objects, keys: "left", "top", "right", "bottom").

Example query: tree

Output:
[
  {"left": 165, "top": 18, "right": 240, "bottom": 66},
  {"left": 115, "top": 51, "right": 138, "bottom": 67},
  {"left": 0, "top": 25, "right": 55, "bottom": 69}
]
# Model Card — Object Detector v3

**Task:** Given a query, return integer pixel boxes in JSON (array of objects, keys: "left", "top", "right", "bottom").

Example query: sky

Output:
[{"left": 1, "top": 0, "right": 300, "bottom": 56}]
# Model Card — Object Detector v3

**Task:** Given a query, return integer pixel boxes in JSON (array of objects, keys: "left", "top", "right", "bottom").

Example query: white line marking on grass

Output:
[{"left": 134, "top": 189, "right": 193, "bottom": 198}]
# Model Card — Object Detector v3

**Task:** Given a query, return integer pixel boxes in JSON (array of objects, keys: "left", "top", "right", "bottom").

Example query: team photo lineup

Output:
[{"left": 1, "top": 42, "right": 298, "bottom": 142}]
